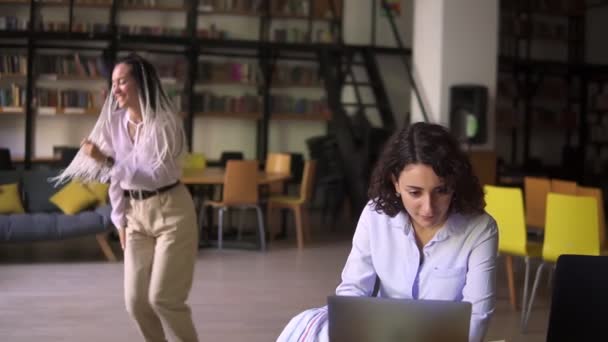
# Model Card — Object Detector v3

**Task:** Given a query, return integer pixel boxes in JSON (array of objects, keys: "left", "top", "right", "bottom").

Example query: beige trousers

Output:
[{"left": 124, "top": 184, "right": 199, "bottom": 342}]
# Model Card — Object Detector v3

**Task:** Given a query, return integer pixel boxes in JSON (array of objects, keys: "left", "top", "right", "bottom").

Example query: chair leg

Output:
[
  {"left": 520, "top": 256, "right": 531, "bottom": 327},
  {"left": 96, "top": 232, "right": 117, "bottom": 262},
  {"left": 302, "top": 205, "right": 311, "bottom": 243},
  {"left": 255, "top": 206, "right": 266, "bottom": 251},
  {"left": 198, "top": 203, "right": 207, "bottom": 244},
  {"left": 505, "top": 255, "right": 517, "bottom": 311},
  {"left": 522, "top": 261, "right": 546, "bottom": 332},
  {"left": 266, "top": 203, "right": 275, "bottom": 242},
  {"left": 294, "top": 206, "right": 304, "bottom": 250},
  {"left": 218, "top": 208, "right": 224, "bottom": 250},
  {"left": 237, "top": 208, "right": 246, "bottom": 241}
]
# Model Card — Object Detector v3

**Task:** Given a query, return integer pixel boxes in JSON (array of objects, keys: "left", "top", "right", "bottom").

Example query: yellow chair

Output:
[
  {"left": 182, "top": 152, "right": 208, "bottom": 208},
  {"left": 484, "top": 185, "right": 542, "bottom": 316},
  {"left": 577, "top": 186, "right": 606, "bottom": 251},
  {"left": 524, "top": 176, "right": 551, "bottom": 229},
  {"left": 268, "top": 160, "right": 316, "bottom": 249},
  {"left": 198, "top": 160, "right": 266, "bottom": 251},
  {"left": 522, "top": 193, "right": 600, "bottom": 331}
]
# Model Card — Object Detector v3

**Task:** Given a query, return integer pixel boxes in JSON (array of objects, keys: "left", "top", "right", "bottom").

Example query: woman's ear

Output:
[{"left": 391, "top": 174, "right": 400, "bottom": 194}]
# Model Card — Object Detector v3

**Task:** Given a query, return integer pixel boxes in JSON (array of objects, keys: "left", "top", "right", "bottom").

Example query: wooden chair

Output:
[
  {"left": 268, "top": 160, "right": 316, "bottom": 249},
  {"left": 468, "top": 150, "right": 497, "bottom": 186},
  {"left": 198, "top": 160, "right": 266, "bottom": 251},
  {"left": 550, "top": 179, "right": 577, "bottom": 195},
  {"left": 524, "top": 176, "right": 551, "bottom": 229},
  {"left": 577, "top": 186, "right": 606, "bottom": 250},
  {"left": 265, "top": 152, "right": 291, "bottom": 196}
]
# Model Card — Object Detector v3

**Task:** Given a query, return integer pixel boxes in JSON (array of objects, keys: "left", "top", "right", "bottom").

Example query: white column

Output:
[{"left": 410, "top": 0, "right": 498, "bottom": 149}]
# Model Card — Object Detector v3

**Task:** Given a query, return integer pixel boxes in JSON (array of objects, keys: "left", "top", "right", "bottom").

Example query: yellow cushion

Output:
[
  {"left": 49, "top": 180, "right": 98, "bottom": 215},
  {"left": 183, "top": 153, "right": 206, "bottom": 169},
  {"left": 0, "top": 183, "right": 25, "bottom": 214},
  {"left": 85, "top": 182, "right": 110, "bottom": 205}
]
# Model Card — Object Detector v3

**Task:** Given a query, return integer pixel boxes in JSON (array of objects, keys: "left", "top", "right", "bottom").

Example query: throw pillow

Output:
[
  {"left": 85, "top": 182, "right": 110, "bottom": 206},
  {"left": 49, "top": 180, "right": 98, "bottom": 215},
  {"left": 0, "top": 183, "right": 25, "bottom": 214}
]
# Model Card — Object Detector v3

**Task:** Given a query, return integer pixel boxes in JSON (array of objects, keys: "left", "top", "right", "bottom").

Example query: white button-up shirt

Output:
[
  {"left": 336, "top": 202, "right": 498, "bottom": 342},
  {"left": 104, "top": 109, "right": 182, "bottom": 229}
]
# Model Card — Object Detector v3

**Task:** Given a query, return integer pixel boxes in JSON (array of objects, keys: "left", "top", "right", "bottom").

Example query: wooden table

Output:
[
  {"left": 181, "top": 167, "right": 290, "bottom": 250},
  {"left": 181, "top": 167, "right": 290, "bottom": 185}
]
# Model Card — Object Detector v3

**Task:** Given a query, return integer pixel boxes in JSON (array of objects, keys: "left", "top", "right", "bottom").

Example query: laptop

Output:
[{"left": 327, "top": 295, "right": 471, "bottom": 342}]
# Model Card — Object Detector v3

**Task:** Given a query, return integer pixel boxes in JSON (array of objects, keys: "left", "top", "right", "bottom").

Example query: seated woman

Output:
[{"left": 277, "top": 122, "right": 498, "bottom": 342}]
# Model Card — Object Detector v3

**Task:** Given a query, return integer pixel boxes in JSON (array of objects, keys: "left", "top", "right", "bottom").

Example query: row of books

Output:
[
  {"left": 269, "top": 94, "right": 327, "bottom": 114},
  {"left": 117, "top": 24, "right": 186, "bottom": 36},
  {"left": 0, "top": 17, "right": 29, "bottom": 31},
  {"left": 273, "top": 0, "right": 311, "bottom": 16},
  {"left": 0, "top": 85, "right": 26, "bottom": 108},
  {"left": 122, "top": 0, "right": 163, "bottom": 6},
  {"left": 38, "top": 0, "right": 111, "bottom": 5},
  {"left": 35, "top": 89, "right": 98, "bottom": 109},
  {"left": 199, "top": 0, "right": 263, "bottom": 13},
  {"left": 197, "top": 24, "right": 230, "bottom": 39},
  {"left": 589, "top": 124, "right": 608, "bottom": 143},
  {"left": 198, "top": 61, "right": 260, "bottom": 84},
  {"left": 501, "top": 14, "right": 581, "bottom": 41},
  {"left": 502, "top": 0, "right": 584, "bottom": 14},
  {"left": 36, "top": 54, "right": 108, "bottom": 78},
  {"left": 191, "top": 91, "right": 261, "bottom": 113},
  {"left": 197, "top": 0, "right": 335, "bottom": 17},
  {"left": 273, "top": 28, "right": 334, "bottom": 43},
  {"left": 592, "top": 92, "right": 608, "bottom": 111},
  {"left": 196, "top": 61, "right": 322, "bottom": 86},
  {"left": 272, "top": 64, "right": 321, "bottom": 86},
  {"left": 0, "top": 55, "right": 27, "bottom": 76},
  {"left": 35, "top": 21, "right": 111, "bottom": 33}
]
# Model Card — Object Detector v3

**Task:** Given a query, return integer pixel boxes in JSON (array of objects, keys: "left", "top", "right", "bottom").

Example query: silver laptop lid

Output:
[{"left": 327, "top": 295, "right": 471, "bottom": 342}]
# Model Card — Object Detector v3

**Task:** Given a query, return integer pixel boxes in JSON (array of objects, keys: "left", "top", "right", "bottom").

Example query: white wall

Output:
[
  {"left": 410, "top": 0, "right": 444, "bottom": 124},
  {"left": 268, "top": 121, "right": 327, "bottom": 159},
  {"left": 0, "top": 114, "right": 25, "bottom": 158},
  {"left": 442, "top": 0, "right": 498, "bottom": 150},
  {"left": 377, "top": 55, "right": 412, "bottom": 129},
  {"left": 191, "top": 117, "right": 257, "bottom": 160},
  {"left": 411, "top": 0, "right": 498, "bottom": 151}
]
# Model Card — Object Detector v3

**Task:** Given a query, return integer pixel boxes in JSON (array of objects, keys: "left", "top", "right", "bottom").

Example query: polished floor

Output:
[{"left": 0, "top": 217, "right": 550, "bottom": 342}]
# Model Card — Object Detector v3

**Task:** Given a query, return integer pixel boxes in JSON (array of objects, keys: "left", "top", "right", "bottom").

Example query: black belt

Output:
[{"left": 124, "top": 181, "right": 180, "bottom": 200}]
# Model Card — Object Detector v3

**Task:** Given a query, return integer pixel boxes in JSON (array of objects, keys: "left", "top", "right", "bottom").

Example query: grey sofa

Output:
[{"left": 0, "top": 169, "right": 117, "bottom": 261}]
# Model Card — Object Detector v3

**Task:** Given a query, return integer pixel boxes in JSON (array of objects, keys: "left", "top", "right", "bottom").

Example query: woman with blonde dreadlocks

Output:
[{"left": 54, "top": 53, "right": 199, "bottom": 342}]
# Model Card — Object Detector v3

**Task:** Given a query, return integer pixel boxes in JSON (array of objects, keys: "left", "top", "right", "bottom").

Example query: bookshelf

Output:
[
  {"left": 0, "top": 0, "right": 343, "bottom": 165},
  {"left": 497, "top": 0, "right": 585, "bottom": 168}
]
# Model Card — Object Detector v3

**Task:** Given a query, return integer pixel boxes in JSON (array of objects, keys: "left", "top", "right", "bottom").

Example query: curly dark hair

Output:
[{"left": 368, "top": 122, "right": 485, "bottom": 217}]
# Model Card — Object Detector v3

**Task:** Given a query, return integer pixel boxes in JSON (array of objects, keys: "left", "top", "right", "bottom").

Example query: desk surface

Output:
[{"left": 181, "top": 167, "right": 289, "bottom": 185}]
